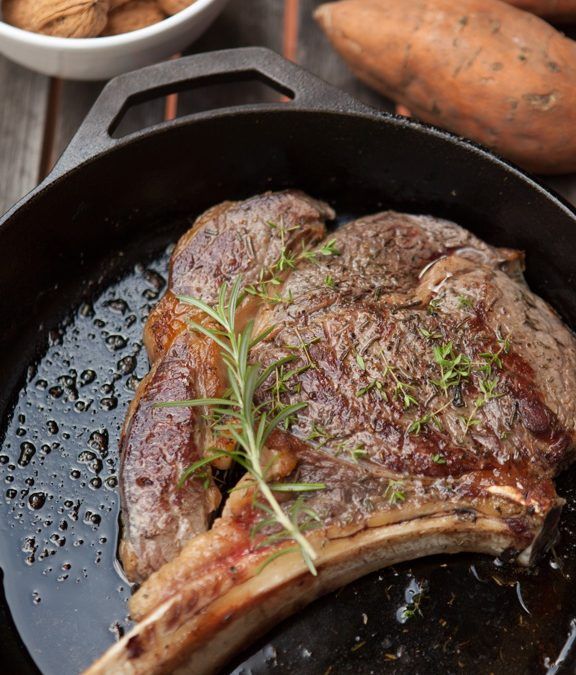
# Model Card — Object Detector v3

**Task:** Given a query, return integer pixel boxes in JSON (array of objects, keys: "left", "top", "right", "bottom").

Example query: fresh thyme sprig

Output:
[
  {"left": 246, "top": 221, "right": 341, "bottom": 306},
  {"left": 431, "top": 342, "right": 471, "bottom": 396},
  {"left": 384, "top": 479, "right": 406, "bottom": 504},
  {"left": 459, "top": 375, "right": 504, "bottom": 433},
  {"left": 409, "top": 336, "right": 510, "bottom": 436},
  {"left": 407, "top": 400, "right": 452, "bottom": 435},
  {"left": 418, "top": 327, "right": 442, "bottom": 340},
  {"left": 382, "top": 359, "right": 418, "bottom": 409},
  {"left": 356, "top": 379, "right": 387, "bottom": 399},
  {"left": 158, "top": 278, "right": 322, "bottom": 574}
]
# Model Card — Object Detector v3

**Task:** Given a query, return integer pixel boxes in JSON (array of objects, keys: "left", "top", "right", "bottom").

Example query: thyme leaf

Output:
[
  {"left": 457, "top": 294, "right": 474, "bottom": 309},
  {"left": 384, "top": 479, "right": 406, "bottom": 504},
  {"left": 355, "top": 352, "right": 366, "bottom": 370}
]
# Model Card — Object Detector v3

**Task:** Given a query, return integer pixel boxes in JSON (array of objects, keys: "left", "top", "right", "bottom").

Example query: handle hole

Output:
[{"left": 111, "top": 71, "right": 294, "bottom": 139}]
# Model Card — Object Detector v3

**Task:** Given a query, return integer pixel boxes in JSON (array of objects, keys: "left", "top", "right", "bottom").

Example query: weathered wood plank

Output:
[
  {"left": 48, "top": 79, "right": 166, "bottom": 173},
  {"left": 0, "top": 55, "right": 50, "bottom": 215},
  {"left": 189, "top": 1, "right": 284, "bottom": 56},
  {"left": 177, "top": 0, "right": 285, "bottom": 114},
  {"left": 297, "top": 0, "right": 393, "bottom": 112},
  {"left": 48, "top": 80, "right": 103, "bottom": 170}
]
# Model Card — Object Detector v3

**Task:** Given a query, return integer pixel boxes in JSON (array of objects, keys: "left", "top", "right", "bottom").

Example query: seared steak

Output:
[
  {"left": 119, "top": 191, "right": 331, "bottom": 581},
  {"left": 88, "top": 192, "right": 576, "bottom": 674}
]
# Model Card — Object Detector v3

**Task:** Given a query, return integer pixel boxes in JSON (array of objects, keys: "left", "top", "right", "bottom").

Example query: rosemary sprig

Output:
[{"left": 161, "top": 278, "right": 322, "bottom": 574}]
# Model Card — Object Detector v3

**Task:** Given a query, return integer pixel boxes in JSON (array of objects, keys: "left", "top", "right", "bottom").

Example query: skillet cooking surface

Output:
[
  {"left": 2, "top": 48, "right": 576, "bottom": 675},
  {"left": 1, "top": 209, "right": 576, "bottom": 675}
]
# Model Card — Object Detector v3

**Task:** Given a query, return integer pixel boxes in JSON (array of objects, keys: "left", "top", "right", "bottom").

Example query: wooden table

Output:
[{"left": 1, "top": 0, "right": 575, "bottom": 215}]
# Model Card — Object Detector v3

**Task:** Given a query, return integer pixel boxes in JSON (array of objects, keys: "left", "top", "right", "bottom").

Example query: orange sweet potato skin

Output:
[
  {"left": 315, "top": 0, "right": 576, "bottom": 174},
  {"left": 503, "top": 0, "right": 576, "bottom": 21}
]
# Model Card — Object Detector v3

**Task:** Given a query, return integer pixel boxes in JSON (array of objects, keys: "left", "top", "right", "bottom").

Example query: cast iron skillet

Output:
[{"left": 1, "top": 48, "right": 576, "bottom": 675}]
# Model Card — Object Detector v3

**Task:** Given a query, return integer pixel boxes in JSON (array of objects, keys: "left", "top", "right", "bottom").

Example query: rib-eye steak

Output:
[
  {"left": 119, "top": 191, "right": 331, "bottom": 581},
  {"left": 86, "top": 190, "right": 576, "bottom": 675}
]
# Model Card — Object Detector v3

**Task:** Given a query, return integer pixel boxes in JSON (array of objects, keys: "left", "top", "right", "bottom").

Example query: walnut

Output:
[
  {"left": 102, "top": 0, "right": 165, "bottom": 35},
  {"left": 158, "top": 0, "right": 197, "bottom": 15},
  {"left": 109, "top": 0, "right": 132, "bottom": 8},
  {"left": 3, "top": 0, "right": 110, "bottom": 38}
]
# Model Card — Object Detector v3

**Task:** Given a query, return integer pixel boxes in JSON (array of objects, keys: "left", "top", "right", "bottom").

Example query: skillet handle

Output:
[{"left": 50, "top": 47, "right": 372, "bottom": 178}]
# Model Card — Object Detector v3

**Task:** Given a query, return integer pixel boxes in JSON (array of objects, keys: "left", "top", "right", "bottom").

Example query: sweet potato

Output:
[
  {"left": 503, "top": 0, "right": 576, "bottom": 21},
  {"left": 315, "top": 0, "right": 576, "bottom": 174}
]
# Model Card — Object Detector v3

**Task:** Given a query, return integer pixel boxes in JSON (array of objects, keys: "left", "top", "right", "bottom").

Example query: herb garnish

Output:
[
  {"left": 245, "top": 221, "right": 340, "bottom": 306},
  {"left": 382, "top": 360, "right": 418, "bottom": 409},
  {"left": 427, "top": 296, "right": 443, "bottom": 315},
  {"left": 355, "top": 352, "right": 367, "bottom": 371},
  {"left": 431, "top": 342, "right": 472, "bottom": 396},
  {"left": 384, "top": 479, "right": 406, "bottom": 504},
  {"left": 457, "top": 294, "right": 474, "bottom": 309},
  {"left": 398, "top": 581, "right": 427, "bottom": 622},
  {"left": 356, "top": 379, "right": 387, "bottom": 399},
  {"left": 287, "top": 328, "right": 320, "bottom": 370},
  {"left": 410, "top": 335, "right": 510, "bottom": 436},
  {"left": 407, "top": 400, "right": 452, "bottom": 435},
  {"left": 317, "top": 238, "right": 341, "bottom": 257},
  {"left": 349, "top": 446, "right": 368, "bottom": 462},
  {"left": 418, "top": 327, "right": 442, "bottom": 340},
  {"left": 159, "top": 278, "right": 323, "bottom": 574}
]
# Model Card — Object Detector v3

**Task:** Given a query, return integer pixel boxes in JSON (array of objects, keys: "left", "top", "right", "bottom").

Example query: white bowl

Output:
[{"left": 0, "top": 0, "right": 230, "bottom": 80}]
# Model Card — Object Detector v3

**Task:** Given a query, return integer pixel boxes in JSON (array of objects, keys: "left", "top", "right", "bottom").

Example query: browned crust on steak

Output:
[
  {"left": 93, "top": 196, "right": 576, "bottom": 673},
  {"left": 119, "top": 191, "right": 332, "bottom": 581}
]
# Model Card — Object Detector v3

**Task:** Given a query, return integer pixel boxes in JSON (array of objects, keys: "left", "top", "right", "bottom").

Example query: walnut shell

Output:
[
  {"left": 3, "top": 0, "right": 109, "bottom": 38},
  {"left": 158, "top": 0, "right": 196, "bottom": 15},
  {"left": 102, "top": 0, "right": 165, "bottom": 35}
]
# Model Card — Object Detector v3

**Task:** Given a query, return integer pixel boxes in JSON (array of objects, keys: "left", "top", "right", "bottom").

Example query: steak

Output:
[
  {"left": 87, "top": 191, "right": 576, "bottom": 674},
  {"left": 119, "top": 191, "right": 331, "bottom": 581}
]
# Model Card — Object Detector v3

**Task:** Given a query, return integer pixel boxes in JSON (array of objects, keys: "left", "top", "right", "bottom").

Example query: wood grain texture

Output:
[
  {"left": 177, "top": 0, "right": 285, "bottom": 115},
  {"left": 48, "top": 80, "right": 103, "bottom": 171},
  {"left": 47, "top": 79, "right": 166, "bottom": 173},
  {"left": 296, "top": 0, "right": 394, "bottom": 112},
  {"left": 0, "top": 56, "right": 50, "bottom": 215}
]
